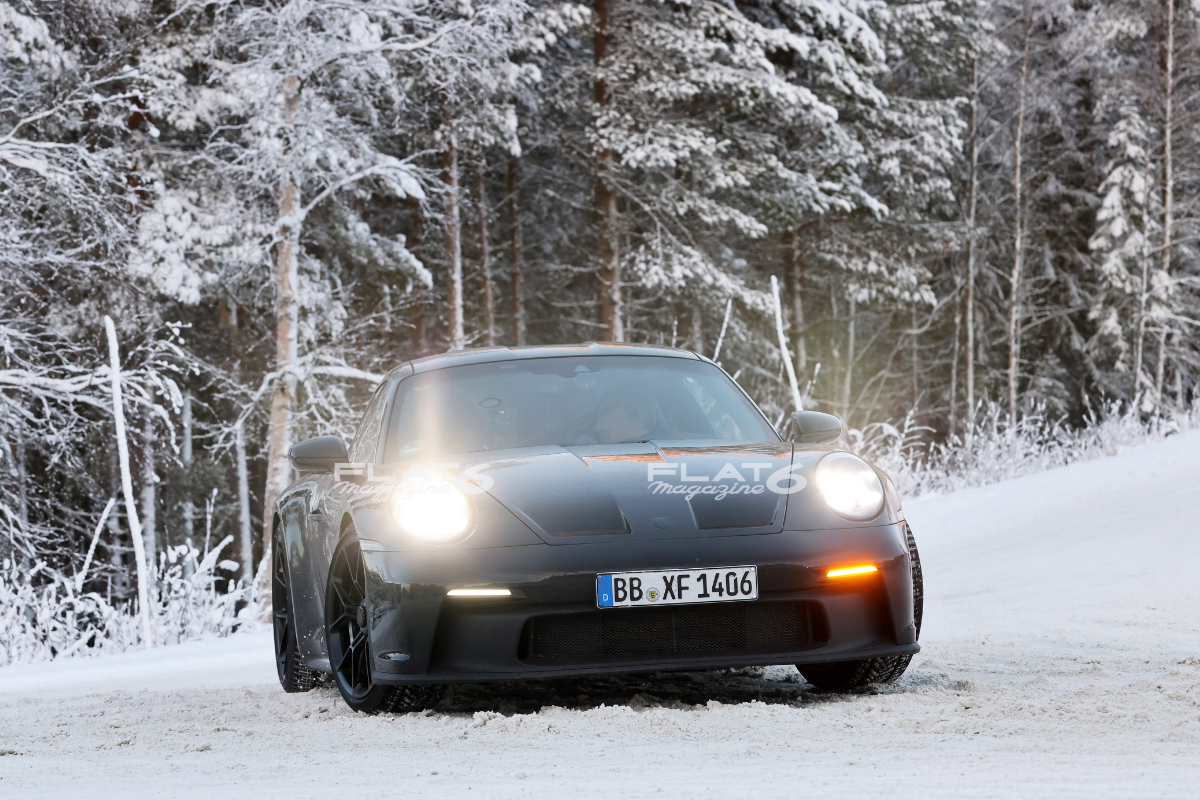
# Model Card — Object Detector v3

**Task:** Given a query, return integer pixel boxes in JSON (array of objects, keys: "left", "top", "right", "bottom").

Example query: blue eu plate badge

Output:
[{"left": 597, "top": 574, "right": 614, "bottom": 608}]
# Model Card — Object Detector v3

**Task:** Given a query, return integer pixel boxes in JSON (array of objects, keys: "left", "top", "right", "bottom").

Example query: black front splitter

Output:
[{"left": 371, "top": 642, "right": 919, "bottom": 685}]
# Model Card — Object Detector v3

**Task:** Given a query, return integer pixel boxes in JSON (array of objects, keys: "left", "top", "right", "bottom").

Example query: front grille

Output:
[{"left": 519, "top": 600, "right": 825, "bottom": 662}]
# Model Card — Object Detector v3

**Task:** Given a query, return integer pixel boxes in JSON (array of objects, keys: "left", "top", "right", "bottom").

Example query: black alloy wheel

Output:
[
  {"left": 325, "top": 534, "right": 444, "bottom": 714},
  {"left": 273, "top": 523, "right": 317, "bottom": 693},
  {"left": 798, "top": 523, "right": 924, "bottom": 692}
]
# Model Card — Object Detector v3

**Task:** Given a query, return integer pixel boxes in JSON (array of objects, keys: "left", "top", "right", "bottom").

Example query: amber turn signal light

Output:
[{"left": 826, "top": 565, "right": 878, "bottom": 578}]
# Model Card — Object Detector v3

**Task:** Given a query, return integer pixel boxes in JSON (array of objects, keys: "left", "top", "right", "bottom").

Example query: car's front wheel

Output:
[
  {"left": 798, "top": 523, "right": 924, "bottom": 692},
  {"left": 325, "top": 534, "right": 444, "bottom": 714}
]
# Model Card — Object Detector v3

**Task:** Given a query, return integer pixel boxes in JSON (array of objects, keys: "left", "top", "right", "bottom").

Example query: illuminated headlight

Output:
[
  {"left": 390, "top": 475, "right": 472, "bottom": 544},
  {"left": 814, "top": 452, "right": 885, "bottom": 521}
]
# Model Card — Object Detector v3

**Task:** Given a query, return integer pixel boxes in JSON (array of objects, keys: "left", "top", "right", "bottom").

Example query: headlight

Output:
[
  {"left": 814, "top": 452, "right": 884, "bottom": 521},
  {"left": 390, "top": 475, "right": 472, "bottom": 544}
]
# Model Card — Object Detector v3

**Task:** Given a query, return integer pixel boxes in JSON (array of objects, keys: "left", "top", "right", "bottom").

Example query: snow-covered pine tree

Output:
[
  {"left": 1088, "top": 103, "right": 1155, "bottom": 397},
  {"left": 494, "top": 1, "right": 592, "bottom": 345},
  {"left": 582, "top": 0, "right": 904, "bottom": 396},
  {"left": 951, "top": 0, "right": 1103, "bottom": 420},
  {"left": 744, "top": 0, "right": 894, "bottom": 388},
  {"left": 1148, "top": 0, "right": 1200, "bottom": 408},
  {"left": 389, "top": 0, "right": 533, "bottom": 351},
  {"left": 1067, "top": 0, "right": 1198, "bottom": 409},
  {"left": 771, "top": 0, "right": 972, "bottom": 423}
]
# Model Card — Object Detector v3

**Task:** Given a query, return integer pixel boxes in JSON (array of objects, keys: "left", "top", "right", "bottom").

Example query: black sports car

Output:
[{"left": 272, "top": 343, "right": 923, "bottom": 712}]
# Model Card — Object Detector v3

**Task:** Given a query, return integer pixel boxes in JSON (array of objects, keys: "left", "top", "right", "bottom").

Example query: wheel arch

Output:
[{"left": 276, "top": 494, "right": 333, "bottom": 670}]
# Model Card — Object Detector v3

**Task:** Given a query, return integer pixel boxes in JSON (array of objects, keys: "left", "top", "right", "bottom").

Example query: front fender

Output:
[{"left": 277, "top": 481, "right": 330, "bottom": 667}]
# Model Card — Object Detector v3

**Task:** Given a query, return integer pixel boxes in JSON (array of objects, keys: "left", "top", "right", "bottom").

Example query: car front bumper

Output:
[{"left": 359, "top": 523, "right": 919, "bottom": 684}]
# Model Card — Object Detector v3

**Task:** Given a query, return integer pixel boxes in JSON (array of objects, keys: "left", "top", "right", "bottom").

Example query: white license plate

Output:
[{"left": 596, "top": 566, "right": 758, "bottom": 608}]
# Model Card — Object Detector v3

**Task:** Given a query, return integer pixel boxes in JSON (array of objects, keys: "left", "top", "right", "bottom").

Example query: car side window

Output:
[{"left": 350, "top": 382, "right": 389, "bottom": 462}]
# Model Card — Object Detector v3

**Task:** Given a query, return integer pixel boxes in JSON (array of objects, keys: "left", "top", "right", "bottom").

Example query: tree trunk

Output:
[
  {"left": 911, "top": 302, "right": 919, "bottom": 410},
  {"left": 477, "top": 163, "right": 495, "bottom": 347},
  {"left": 829, "top": 286, "right": 840, "bottom": 403},
  {"left": 235, "top": 418, "right": 253, "bottom": 582},
  {"left": 218, "top": 295, "right": 238, "bottom": 329},
  {"left": 713, "top": 297, "right": 732, "bottom": 362},
  {"left": 13, "top": 422, "right": 28, "bottom": 531},
  {"left": 204, "top": 489, "right": 215, "bottom": 555},
  {"left": 594, "top": 0, "right": 623, "bottom": 341},
  {"left": 1007, "top": 2, "right": 1033, "bottom": 422},
  {"left": 950, "top": 291, "right": 962, "bottom": 435},
  {"left": 104, "top": 316, "right": 153, "bottom": 647},
  {"left": 413, "top": 307, "right": 429, "bottom": 356},
  {"left": 107, "top": 447, "right": 126, "bottom": 593},
  {"left": 1133, "top": 154, "right": 1152, "bottom": 394},
  {"left": 687, "top": 303, "right": 703, "bottom": 352},
  {"left": 770, "top": 276, "right": 803, "bottom": 413},
  {"left": 181, "top": 391, "right": 194, "bottom": 543},
  {"left": 405, "top": 197, "right": 431, "bottom": 358},
  {"left": 965, "top": 57, "right": 979, "bottom": 437},
  {"left": 1155, "top": 333, "right": 1166, "bottom": 402},
  {"left": 76, "top": 498, "right": 115, "bottom": 594},
  {"left": 507, "top": 158, "right": 526, "bottom": 346},
  {"left": 1173, "top": 340, "right": 1183, "bottom": 405},
  {"left": 1156, "top": 0, "right": 1175, "bottom": 404},
  {"left": 140, "top": 414, "right": 157, "bottom": 587},
  {"left": 178, "top": 395, "right": 193, "bottom": 578},
  {"left": 264, "top": 74, "right": 302, "bottom": 528},
  {"left": 443, "top": 122, "right": 466, "bottom": 352},
  {"left": 844, "top": 295, "right": 856, "bottom": 418},
  {"left": 9, "top": 420, "right": 29, "bottom": 575},
  {"left": 789, "top": 225, "right": 809, "bottom": 375}
]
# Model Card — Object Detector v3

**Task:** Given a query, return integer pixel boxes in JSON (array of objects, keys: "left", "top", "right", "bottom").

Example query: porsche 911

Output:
[{"left": 272, "top": 343, "right": 922, "bottom": 712}]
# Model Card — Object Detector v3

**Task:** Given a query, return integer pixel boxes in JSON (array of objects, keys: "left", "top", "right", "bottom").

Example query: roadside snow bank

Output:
[
  {"left": 905, "top": 425, "right": 1200, "bottom": 641},
  {"left": 866, "top": 400, "right": 1199, "bottom": 500},
  {"left": 0, "top": 626, "right": 274, "bottom": 699}
]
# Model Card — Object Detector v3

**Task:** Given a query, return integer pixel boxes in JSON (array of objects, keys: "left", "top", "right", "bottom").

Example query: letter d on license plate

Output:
[{"left": 597, "top": 566, "right": 758, "bottom": 608}]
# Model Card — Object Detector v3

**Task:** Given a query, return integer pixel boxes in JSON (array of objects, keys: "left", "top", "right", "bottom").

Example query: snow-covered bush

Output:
[
  {"left": 0, "top": 537, "right": 253, "bottom": 666},
  {"left": 858, "top": 400, "right": 1200, "bottom": 500}
]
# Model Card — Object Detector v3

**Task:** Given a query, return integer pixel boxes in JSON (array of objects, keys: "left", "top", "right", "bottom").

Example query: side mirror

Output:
[
  {"left": 787, "top": 411, "right": 842, "bottom": 445},
  {"left": 289, "top": 435, "right": 349, "bottom": 474}
]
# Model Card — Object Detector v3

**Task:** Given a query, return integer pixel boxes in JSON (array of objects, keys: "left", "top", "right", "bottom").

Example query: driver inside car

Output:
[{"left": 592, "top": 390, "right": 657, "bottom": 444}]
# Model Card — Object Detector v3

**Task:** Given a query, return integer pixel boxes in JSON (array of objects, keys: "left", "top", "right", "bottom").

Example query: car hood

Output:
[{"left": 459, "top": 441, "right": 795, "bottom": 544}]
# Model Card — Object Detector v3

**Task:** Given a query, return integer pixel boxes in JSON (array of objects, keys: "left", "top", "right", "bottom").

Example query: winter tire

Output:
[
  {"left": 798, "top": 523, "right": 924, "bottom": 692},
  {"left": 325, "top": 533, "right": 444, "bottom": 714},
  {"left": 273, "top": 522, "right": 317, "bottom": 693}
]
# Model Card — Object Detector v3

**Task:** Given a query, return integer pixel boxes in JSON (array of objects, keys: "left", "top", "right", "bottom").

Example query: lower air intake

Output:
[{"left": 519, "top": 600, "right": 825, "bottom": 662}]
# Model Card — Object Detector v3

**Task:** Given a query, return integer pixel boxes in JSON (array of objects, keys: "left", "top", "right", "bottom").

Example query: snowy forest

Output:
[{"left": 3, "top": 0, "right": 1199, "bottom": 661}]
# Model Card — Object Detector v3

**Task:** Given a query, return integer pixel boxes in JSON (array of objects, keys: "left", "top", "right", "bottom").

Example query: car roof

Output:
[{"left": 395, "top": 342, "right": 701, "bottom": 377}]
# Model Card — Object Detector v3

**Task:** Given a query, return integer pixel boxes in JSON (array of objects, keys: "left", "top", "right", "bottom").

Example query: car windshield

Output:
[{"left": 385, "top": 355, "right": 777, "bottom": 460}]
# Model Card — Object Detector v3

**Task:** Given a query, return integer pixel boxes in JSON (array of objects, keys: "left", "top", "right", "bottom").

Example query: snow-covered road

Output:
[{"left": 3, "top": 432, "right": 1199, "bottom": 798}]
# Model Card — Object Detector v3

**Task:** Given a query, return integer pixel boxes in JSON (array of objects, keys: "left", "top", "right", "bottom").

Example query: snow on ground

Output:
[{"left": 2, "top": 432, "right": 1198, "bottom": 799}]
